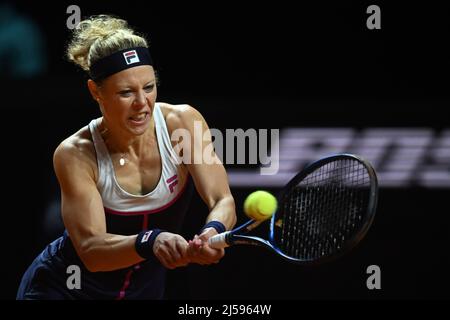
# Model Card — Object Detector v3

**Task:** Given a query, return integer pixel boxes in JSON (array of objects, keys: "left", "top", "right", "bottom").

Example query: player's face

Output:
[{"left": 98, "top": 65, "right": 157, "bottom": 136}]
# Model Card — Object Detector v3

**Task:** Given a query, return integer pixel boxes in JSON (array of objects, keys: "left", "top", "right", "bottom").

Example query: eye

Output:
[
  {"left": 144, "top": 84, "right": 155, "bottom": 92},
  {"left": 119, "top": 90, "right": 132, "bottom": 97}
]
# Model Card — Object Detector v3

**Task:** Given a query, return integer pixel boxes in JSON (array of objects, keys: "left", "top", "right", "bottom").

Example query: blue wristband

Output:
[
  {"left": 135, "top": 229, "right": 164, "bottom": 260},
  {"left": 200, "top": 221, "right": 226, "bottom": 234}
]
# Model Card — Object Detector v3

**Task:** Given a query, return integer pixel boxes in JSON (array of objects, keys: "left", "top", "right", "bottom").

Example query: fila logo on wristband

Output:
[
  {"left": 123, "top": 50, "right": 140, "bottom": 65},
  {"left": 141, "top": 230, "right": 153, "bottom": 243}
]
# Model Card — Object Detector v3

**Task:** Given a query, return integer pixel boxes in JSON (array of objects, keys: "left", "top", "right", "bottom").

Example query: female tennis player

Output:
[{"left": 16, "top": 15, "right": 236, "bottom": 300}]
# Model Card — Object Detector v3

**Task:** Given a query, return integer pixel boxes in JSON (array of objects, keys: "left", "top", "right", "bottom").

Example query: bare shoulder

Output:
[
  {"left": 158, "top": 102, "right": 205, "bottom": 132},
  {"left": 53, "top": 126, "right": 97, "bottom": 180}
]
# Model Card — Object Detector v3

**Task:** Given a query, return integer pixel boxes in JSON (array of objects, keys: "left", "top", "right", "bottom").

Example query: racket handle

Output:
[{"left": 208, "top": 231, "right": 231, "bottom": 249}]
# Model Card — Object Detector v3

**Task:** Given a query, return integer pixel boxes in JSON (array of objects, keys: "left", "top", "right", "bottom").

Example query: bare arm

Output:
[
  {"left": 168, "top": 105, "right": 237, "bottom": 232},
  {"left": 164, "top": 104, "right": 236, "bottom": 265},
  {"left": 54, "top": 140, "right": 145, "bottom": 272}
]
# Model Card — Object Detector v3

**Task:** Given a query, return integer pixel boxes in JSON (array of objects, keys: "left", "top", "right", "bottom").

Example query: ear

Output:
[{"left": 87, "top": 79, "right": 101, "bottom": 102}]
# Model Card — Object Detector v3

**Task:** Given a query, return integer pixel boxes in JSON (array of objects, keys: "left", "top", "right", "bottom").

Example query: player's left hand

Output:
[{"left": 187, "top": 228, "right": 224, "bottom": 265}]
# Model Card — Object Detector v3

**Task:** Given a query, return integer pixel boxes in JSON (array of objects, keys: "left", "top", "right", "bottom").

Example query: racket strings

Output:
[{"left": 278, "top": 159, "right": 370, "bottom": 260}]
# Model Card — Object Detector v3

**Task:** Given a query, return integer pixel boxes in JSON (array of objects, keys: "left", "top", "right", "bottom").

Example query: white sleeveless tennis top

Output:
[{"left": 88, "top": 103, "right": 189, "bottom": 215}]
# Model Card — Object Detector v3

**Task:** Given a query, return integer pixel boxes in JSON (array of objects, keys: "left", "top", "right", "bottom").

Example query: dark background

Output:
[{"left": 1, "top": 1, "right": 449, "bottom": 300}]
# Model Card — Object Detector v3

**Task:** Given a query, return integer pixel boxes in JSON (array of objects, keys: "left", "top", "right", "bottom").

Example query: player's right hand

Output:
[{"left": 153, "top": 232, "right": 190, "bottom": 269}]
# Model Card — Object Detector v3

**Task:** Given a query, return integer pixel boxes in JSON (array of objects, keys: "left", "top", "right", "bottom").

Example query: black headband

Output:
[{"left": 89, "top": 47, "right": 153, "bottom": 81}]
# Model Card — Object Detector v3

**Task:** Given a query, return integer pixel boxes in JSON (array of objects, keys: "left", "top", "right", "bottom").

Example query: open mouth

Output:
[{"left": 128, "top": 112, "right": 149, "bottom": 125}]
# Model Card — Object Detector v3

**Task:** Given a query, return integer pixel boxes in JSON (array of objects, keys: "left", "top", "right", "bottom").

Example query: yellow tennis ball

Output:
[{"left": 244, "top": 190, "right": 277, "bottom": 221}]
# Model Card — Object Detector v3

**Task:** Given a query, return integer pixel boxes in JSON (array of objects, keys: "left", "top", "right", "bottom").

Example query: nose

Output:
[{"left": 133, "top": 90, "right": 147, "bottom": 108}]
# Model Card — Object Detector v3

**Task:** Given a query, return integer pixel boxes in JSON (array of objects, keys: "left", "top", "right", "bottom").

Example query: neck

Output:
[{"left": 98, "top": 117, "right": 156, "bottom": 158}]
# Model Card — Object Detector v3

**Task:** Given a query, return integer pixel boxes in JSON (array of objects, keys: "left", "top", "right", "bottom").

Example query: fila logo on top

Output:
[
  {"left": 123, "top": 50, "right": 140, "bottom": 65},
  {"left": 167, "top": 175, "right": 178, "bottom": 193}
]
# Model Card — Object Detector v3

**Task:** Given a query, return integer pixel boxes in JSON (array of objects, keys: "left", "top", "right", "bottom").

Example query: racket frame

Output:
[
  {"left": 268, "top": 153, "right": 378, "bottom": 265},
  {"left": 212, "top": 153, "right": 379, "bottom": 265}
]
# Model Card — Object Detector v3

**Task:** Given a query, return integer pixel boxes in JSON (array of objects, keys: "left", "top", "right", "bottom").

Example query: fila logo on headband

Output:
[{"left": 123, "top": 50, "right": 140, "bottom": 65}]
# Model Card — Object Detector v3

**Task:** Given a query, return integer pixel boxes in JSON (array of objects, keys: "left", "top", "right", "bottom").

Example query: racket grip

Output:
[{"left": 208, "top": 231, "right": 231, "bottom": 249}]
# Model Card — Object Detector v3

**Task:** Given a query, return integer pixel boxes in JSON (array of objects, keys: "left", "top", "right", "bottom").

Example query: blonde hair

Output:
[{"left": 67, "top": 15, "right": 148, "bottom": 73}]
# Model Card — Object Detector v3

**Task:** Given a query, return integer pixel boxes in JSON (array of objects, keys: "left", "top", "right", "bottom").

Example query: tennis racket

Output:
[{"left": 208, "top": 153, "right": 378, "bottom": 265}]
